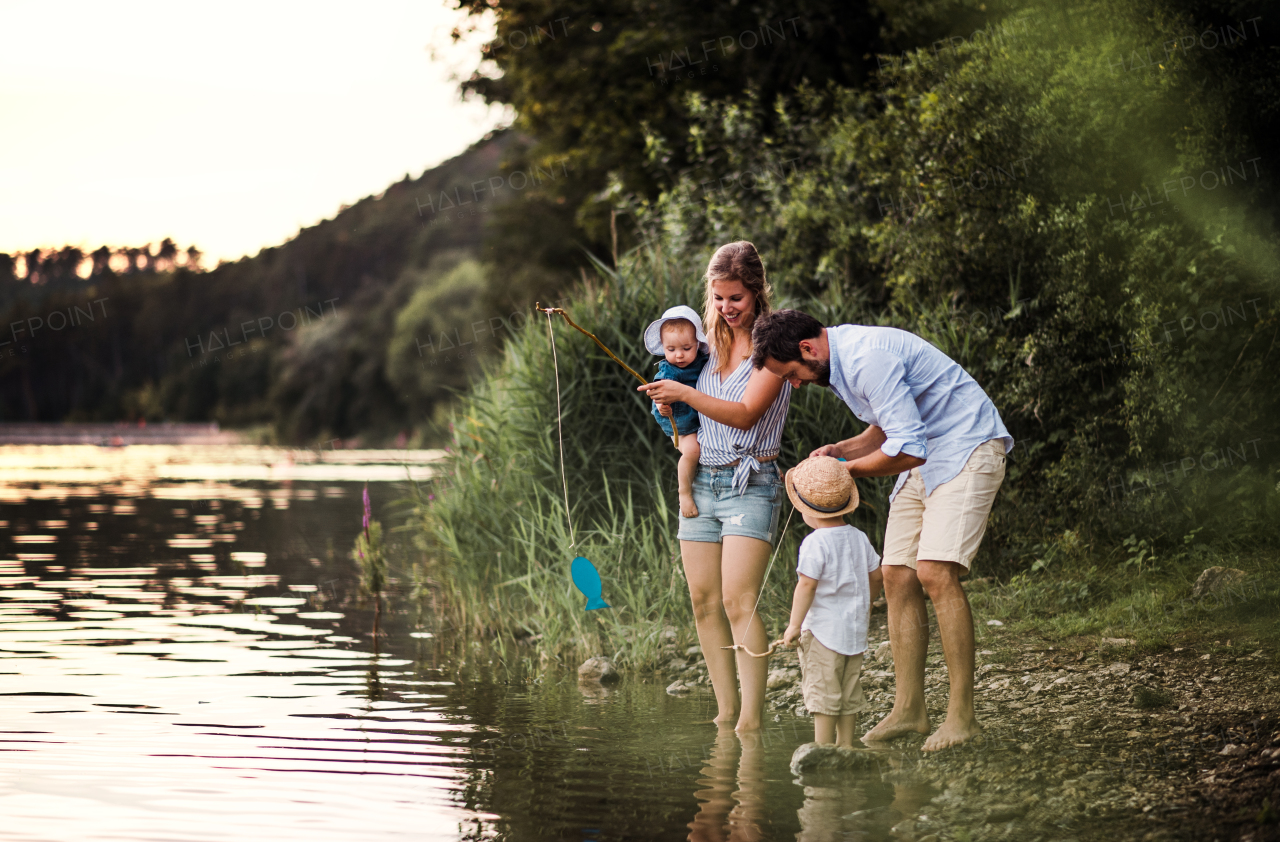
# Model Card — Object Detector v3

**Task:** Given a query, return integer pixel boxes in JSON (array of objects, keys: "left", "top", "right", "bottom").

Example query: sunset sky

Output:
[{"left": 0, "top": 1, "right": 504, "bottom": 266}]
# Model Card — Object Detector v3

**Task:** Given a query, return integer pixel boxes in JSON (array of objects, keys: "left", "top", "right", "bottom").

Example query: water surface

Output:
[{"left": 0, "top": 445, "right": 926, "bottom": 841}]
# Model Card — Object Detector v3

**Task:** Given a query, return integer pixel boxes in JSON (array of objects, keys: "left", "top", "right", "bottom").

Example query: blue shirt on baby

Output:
[{"left": 651, "top": 350, "right": 708, "bottom": 437}]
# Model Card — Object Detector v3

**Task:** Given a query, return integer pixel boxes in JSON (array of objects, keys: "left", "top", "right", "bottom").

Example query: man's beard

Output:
[{"left": 802, "top": 358, "right": 831, "bottom": 387}]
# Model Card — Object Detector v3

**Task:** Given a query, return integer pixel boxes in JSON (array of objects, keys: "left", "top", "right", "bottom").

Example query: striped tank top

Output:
[{"left": 695, "top": 347, "right": 792, "bottom": 495}]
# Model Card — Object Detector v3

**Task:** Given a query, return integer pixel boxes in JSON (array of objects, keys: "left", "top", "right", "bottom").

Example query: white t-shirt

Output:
[{"left": 797, "top": 525, "right": 881, "bottom": 657}]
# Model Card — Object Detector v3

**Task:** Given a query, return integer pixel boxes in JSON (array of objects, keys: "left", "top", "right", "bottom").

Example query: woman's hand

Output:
[
  {"left": 782, "top": 624, "right": 802, "bottom": 648},
  {"left": 638, "top": 380, "right": 693, "bottom": 406}
]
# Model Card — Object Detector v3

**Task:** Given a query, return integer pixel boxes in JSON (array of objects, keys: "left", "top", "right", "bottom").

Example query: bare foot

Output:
[
  {"left": 862, "top": 709, "right": 930, "bottom": 744},
  {"left": 713, "top": 709, "right": 738, "bottom": 725},
  {"left": 679, "top": 492, "right": 699, "bottom": 518},
  {"left": 735, "top": 716, "right": 762, "bottom": 733},
  {"left": 922, "top": 716, "right": 981, "bottom": 751}
]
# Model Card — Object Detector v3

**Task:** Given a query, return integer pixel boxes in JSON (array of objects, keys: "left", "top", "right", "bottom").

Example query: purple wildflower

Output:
[{"left": 362, "top": 484, "right": 372, "bottom": 538}]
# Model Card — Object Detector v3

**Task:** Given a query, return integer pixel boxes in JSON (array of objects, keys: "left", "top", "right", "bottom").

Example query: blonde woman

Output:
[{"left": 639, "top": 241, "right": 792, "bottom": 732}]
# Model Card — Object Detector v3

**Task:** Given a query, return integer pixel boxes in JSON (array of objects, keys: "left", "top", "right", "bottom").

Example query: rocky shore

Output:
[{"left": 659, "top": 612, "right": 1279, "bottom": 841}]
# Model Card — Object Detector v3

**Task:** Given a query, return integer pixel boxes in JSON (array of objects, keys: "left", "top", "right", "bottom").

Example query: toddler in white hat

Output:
[{"left": 643, "top": 305, "right": 709, "bottom": 517}]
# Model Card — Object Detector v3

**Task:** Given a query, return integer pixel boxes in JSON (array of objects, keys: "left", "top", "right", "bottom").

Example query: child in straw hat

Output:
[{"left": 782, "top": 455, "right": 883, "bottom": 747}]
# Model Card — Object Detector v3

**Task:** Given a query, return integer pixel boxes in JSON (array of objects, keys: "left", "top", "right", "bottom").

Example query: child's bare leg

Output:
[
  {"left": 835, "top": 713, "right": 859, "bottom": 747},
  {"left": 677, "top": 431, "right": 700, "bottom": 518},
  {"left": 813, "top": 712, "right": 836, "bottom": 744}
]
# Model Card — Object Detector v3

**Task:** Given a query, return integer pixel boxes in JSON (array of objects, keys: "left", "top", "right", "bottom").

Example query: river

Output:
[{"left": 0, "top": 445, "right": 931, "bottom": 841}]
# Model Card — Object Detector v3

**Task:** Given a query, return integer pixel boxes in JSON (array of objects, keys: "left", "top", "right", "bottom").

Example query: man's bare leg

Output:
[
  {"left": 677, "top": 431, "right": 700, "bottom": 518},
  {"left": 917, "top": 560, "right": 980, "bottom": 751},
  {"left": 863, "top": 564, "right": 931, "bottom": 742}
]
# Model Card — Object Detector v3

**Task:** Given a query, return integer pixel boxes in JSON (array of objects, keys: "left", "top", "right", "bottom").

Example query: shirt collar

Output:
[{"left": 825, "top": 325, "right": 847, "bottom": 397}]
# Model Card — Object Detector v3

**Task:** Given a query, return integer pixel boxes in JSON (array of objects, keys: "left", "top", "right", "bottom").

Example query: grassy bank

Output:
[{"left": 967, "top": 546, "right": 1280, "bottom": 656}]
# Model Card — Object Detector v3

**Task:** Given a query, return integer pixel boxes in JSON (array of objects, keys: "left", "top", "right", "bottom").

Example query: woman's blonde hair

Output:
[{"left": 702, "top": 241, "right": 772, "bottom": 373}]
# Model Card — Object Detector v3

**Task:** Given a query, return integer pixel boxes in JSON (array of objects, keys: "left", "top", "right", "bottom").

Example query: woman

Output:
[{"left": 639, "top": 241, "right": 791, "bottom": 732}]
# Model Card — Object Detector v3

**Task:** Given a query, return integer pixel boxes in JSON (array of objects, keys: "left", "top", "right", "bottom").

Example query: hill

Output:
[{"left": 0, "top": 128, "right": 574, "bottom": 444}]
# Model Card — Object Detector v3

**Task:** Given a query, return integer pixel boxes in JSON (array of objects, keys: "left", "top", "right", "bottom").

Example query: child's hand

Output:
[
  {"left": 782, "top": 624, "right": 802, "bottom": 647},
  {"left": 658, "top": 404, "right": 673, "bottom": 417}
]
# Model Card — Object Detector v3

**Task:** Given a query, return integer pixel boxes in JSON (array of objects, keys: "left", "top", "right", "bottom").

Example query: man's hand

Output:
[
  {"left": 782, "top": 624, "right": 803, "bottom": 647},
  {"left": 810, "top": 444, "right": 842, "bottom": 459}
]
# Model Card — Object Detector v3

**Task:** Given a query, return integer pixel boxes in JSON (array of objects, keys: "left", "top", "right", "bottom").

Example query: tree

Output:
[
  {"left": 90, "top": 246, "right": 112, "bottom": 277},
  {"left": 156, "top": 238, "right": 178, "bottom": 272}
]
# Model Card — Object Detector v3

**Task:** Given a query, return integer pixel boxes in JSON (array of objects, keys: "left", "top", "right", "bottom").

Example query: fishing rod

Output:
[{"left": 537, "top": 304, "right": 680, "bottom": 448}]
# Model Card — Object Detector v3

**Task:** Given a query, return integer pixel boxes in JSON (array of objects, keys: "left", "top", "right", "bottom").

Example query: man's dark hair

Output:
[{"left": 751, "top": 309, "right": 824, "bottom": 369}]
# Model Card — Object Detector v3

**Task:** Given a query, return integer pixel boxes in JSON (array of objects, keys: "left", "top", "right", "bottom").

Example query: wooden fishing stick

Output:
[
  {"left": 537, "top": 304, "right": 680, "bottom": 448},
  {"left": 722, "top": 640, "right": 784, "bottom": 658}
]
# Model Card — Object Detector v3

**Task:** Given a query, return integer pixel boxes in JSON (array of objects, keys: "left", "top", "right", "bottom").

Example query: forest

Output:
[{"left": 5, "top": 0, "right": 1277, "bottom": 656}]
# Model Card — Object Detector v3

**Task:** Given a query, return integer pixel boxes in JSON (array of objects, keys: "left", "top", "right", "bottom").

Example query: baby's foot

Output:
[{"left": 679, "top": 492, "right": 699, "bottom": 518}]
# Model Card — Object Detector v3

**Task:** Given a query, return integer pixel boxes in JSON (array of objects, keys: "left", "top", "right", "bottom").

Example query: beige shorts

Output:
[
  {"left": 797, "top": 630, "right": 867, "bottom": 716},
  {"left": 882, "top": 439, "right": 1006, "bottom": 570}
]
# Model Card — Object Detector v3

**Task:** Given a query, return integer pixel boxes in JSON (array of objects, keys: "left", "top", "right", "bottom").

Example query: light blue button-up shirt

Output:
[{"left": 826, "top": 325, "right": 1013, "bottom": 500}]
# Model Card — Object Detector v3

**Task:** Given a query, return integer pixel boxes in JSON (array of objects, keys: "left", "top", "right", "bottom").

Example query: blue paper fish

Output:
[{"left": 571, "top": 556, "right": 610, "bottom": 610}]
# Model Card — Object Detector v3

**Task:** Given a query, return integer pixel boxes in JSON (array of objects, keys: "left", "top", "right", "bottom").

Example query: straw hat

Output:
[
  {"left": 643, "top": 305, "right": 708, "bottom": 355},
  {"left": 784, "top": 456, "right": 859, "bottom": 517}
]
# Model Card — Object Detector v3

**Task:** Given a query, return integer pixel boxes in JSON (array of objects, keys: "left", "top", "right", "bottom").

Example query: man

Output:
[{"left": 751, "top": 309, "right": 1012, "bottom": 750}]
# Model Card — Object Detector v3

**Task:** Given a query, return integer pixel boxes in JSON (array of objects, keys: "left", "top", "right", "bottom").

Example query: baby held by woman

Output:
[{"left": 644, "top": 305, "right": 710, "bottom": 517}]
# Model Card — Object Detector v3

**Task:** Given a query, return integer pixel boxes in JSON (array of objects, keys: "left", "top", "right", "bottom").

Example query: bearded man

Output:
[{"left": 751, "top": 309, "right": 1013, "bottom": 750}]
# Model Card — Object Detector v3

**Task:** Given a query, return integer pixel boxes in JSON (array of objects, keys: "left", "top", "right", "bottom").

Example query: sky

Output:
[{"left": 0, "top": 1, "right": 504, "bottom": 266}]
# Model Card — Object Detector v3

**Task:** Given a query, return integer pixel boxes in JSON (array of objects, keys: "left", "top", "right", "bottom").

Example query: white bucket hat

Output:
[{"left": 643, "top": 305, "right": 708, "bottom": 356}]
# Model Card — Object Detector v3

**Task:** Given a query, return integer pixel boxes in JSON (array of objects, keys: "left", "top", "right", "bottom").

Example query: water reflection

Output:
[
  {"left": 1, "top": 445, "right": 941, "bottom": 841},
  {"left": 688, "top": 727, "right": 768, "bottom": 842}
]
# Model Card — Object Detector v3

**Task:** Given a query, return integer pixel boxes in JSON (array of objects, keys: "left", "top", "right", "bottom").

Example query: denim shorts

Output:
[{"left": 677, "top": 462, "right": 783, "bottom": 545}]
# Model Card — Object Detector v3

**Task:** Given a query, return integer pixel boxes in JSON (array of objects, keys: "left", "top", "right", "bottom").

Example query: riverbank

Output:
[{"left": 656, "top": 551, "right": 1280, "bottom": 841}]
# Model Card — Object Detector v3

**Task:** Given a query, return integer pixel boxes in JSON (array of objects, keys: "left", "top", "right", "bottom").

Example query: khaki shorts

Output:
[
  {"left": 797, "top": 630, "right": 867, "bottom": 716},
  {"left": 883, "top": 439, "right": 1006, "bottom": 570}
]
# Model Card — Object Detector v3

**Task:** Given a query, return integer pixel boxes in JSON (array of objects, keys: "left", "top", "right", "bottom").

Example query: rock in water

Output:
[
  {"left": 1191, "top": 566, "right": 1249, "bottom": 599},
  {"left": 578, "top": 656, "right": 620, "bottom": 683},
  {"left": 665, "top": 680, "right": 691, "bottom": 695},
  {"left": 790, "top": 742, "right": 880, "bottom": 775},
  {"left": 1131, "top": 684, "right": 1172, "bottom": 709}
]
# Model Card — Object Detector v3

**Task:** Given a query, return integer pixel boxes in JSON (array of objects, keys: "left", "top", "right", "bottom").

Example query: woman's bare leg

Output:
[
  {"left": 681, "top": 539, "right": 738, "bottom": 723},
  {"left": 721, "top": 535, "right": 772, "bottom": 732}
]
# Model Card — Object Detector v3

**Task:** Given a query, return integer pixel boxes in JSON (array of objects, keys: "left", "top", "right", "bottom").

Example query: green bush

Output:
[{"left": 417, "top": 0, "right": 1280, "bottom": 666}]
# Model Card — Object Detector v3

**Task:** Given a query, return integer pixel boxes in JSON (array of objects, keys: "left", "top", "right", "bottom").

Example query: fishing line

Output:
[
  {"left": 545, "top": 310, "right": 575, "bottom": 548},
  {"left": 725, "top": 503, "right": 795, "bottom": 658}
]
